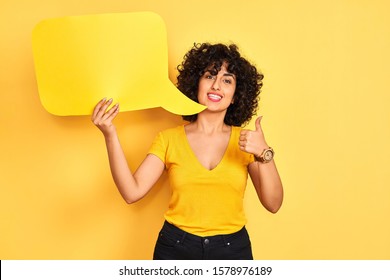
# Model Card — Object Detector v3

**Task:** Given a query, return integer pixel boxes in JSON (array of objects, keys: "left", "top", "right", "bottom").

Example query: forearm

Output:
[
  {"left": 250, "top": 160, "right": 284, "bottom": 213},
  {"left": 104, "top": 133, "right": 139, "bottom": 203}
]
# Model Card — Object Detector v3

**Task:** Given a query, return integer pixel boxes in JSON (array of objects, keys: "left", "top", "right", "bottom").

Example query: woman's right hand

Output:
[{"left": 92, "top": 98, "right": 119, "bottom": 138}]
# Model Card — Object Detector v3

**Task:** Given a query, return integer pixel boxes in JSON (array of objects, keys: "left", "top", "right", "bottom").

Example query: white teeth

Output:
[{"left": 208, "top": 94, "right": 222, "bottom": 100}]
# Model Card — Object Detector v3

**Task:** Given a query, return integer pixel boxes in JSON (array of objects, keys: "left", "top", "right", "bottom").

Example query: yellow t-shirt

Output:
[{"left": 148, "top": 125, "right": 254, "bottom": 236}]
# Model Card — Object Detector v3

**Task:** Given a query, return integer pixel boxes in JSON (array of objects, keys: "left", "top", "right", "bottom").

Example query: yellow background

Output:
[{"left": 1, "top": 0, "right": 389, "bottom": 259}]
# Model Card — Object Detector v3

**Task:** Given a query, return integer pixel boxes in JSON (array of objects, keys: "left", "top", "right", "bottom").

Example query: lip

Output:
[{"left": 207, "top": 92, "right": 223, "bottom": 102}]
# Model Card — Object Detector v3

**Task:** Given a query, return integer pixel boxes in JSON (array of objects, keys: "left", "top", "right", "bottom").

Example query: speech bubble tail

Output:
[
  {"left": 161, "top": 99, "right": 206, "bottom": 115},
  {"left": 162, "top": 101, "right": 206, "bottom": 116},
  {"left": 160, "top": 88, "right": 205, "bottom": 115}
]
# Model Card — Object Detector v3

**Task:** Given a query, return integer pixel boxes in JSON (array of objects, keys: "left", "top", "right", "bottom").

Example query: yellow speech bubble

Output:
[{"left": 32, "top": 12, "right": 206, "bottom": 116}]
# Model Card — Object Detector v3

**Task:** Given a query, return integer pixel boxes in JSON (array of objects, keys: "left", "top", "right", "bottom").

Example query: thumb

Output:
[{"left": 255, "top": 116, "right": 263, "bottom": 131}]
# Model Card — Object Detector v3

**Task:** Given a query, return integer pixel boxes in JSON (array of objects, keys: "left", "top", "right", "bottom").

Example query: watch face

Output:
[{"left": 264, "top": 150, "right": 274, "bottom": 161}]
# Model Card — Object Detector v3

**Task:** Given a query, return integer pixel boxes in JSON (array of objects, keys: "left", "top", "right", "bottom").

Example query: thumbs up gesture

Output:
[{"left": 239, "top": 116, "right": 269, "bottom": 157}]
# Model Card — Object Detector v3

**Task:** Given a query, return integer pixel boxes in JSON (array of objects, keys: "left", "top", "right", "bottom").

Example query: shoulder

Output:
[
  {"left": 155, "top": 125, "right": 185, "bottom": 143},
  {"left": 230, "top": 125, "right": 243, "bottom": 138},
  {"left": 231, "top": 125, "right": 242, "bottom": 132},
  {"left": 149, "top": 125, "right": 184, "bottom": 157},
  {"left": 159, "top": 125, "right": 184, "bottom": 136}
]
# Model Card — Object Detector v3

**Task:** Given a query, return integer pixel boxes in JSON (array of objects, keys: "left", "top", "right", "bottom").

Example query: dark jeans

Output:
[{"left": 153, "top": 221, "right": 253, "bottom": 260}]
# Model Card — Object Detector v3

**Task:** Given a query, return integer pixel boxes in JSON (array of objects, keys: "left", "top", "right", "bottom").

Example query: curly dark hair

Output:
[{"left": 177, "top": 43, "right": 263, "bottom": 127}]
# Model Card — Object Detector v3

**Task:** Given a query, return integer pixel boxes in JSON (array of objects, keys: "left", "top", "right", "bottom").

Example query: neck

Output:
[{"left": 192, "top": 111, "right": 229, "bottom": 134}]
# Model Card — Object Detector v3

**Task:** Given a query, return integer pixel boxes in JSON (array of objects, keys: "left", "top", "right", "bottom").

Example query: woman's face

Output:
[{"left": 197, "top": 63, "right": 236, "bottom": 112}]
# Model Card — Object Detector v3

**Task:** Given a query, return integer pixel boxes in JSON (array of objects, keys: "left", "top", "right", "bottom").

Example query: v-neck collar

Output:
[{"left": 181, "top": 125, "right": 233, "bottom": 172}]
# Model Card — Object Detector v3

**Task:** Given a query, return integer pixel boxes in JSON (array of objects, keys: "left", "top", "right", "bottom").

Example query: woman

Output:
[{"left": 92, "top": 43, "right": 283, "bottom": 260}]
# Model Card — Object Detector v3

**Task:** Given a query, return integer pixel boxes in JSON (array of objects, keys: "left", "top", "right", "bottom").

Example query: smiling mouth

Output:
[{"left": 207, "top": 93, "right": 222, "bottom": 102}]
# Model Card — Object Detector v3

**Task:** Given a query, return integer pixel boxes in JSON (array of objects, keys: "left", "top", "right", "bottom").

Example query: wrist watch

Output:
[{"left": 255, "top": 147, "right": 274, "bottom": 163}]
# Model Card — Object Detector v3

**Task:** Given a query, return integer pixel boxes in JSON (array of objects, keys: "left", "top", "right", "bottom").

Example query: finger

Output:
[
  {"left": 101, "top": 103, "right": 119, "bottom": 122},
  {"left": 238, "top": 144, "right": 247, "bottom": 152},
  {"left": 92, "top": 97, "right": 107, "bottom": 120},
  {"left": 238, "top": 139, "right": 248, "bottom": 148},
  {"left": 255, "top": 116, "right": 263, "bottom": 131},
  {"left": 240, "top": 129, "right": 249, "bottom": 136},
  {"left": 96, "top": 98, "right": 113, "bottom": 119},
  {"left": 240, "top": 131, "right": 255, "bottom": 141},
  {"left": 105, "top": 104, "right": 120, "bottom": 123}
]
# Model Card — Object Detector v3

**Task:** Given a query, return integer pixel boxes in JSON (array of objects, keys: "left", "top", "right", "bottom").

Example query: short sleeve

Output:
[{"left": 147, "top": 132, "right": 166, "bottom": 164}]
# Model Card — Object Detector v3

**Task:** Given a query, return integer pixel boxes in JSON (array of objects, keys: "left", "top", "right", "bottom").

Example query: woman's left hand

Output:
[{"left": 239, "top": 116, "right": 269, "bottom": 157}]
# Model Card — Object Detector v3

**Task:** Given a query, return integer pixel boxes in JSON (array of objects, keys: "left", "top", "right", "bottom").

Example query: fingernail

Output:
[{"left": 102, "top": 97, "right": 107, "bottom": 102}]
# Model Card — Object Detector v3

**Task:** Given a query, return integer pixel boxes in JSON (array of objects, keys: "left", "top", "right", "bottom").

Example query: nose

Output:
[{"left": 211, "top": 77, "right": 220, "bottom": 90}]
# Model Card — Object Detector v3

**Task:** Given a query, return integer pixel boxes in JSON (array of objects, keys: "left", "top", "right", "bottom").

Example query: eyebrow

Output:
[
  {"left": 204, "top": 69, "right": 236, "bottom": 79},
  {"left": 223, "top": 73, "right": 236, "bottom": 79}
]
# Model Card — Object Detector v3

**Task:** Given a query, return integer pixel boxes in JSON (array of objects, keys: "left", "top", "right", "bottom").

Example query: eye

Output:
[
  {"left": 203, "top": 73, "right": 215, "bottom": 80},
  {"left": 223, "top": 78, "right": 233, "bottom": 84}
]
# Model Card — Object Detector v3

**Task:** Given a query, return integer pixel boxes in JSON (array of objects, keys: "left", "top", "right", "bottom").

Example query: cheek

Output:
[
  {"left": 229, "top": 88, "right": 236, "bottom": 104},
  {"left": 197, "top": 80, "right": 211, "bottom": 96},
  {"left": 228, "top": 86, "right": 236, "bottom": 98},
  {"left": 199, "top": 78, "right": 212, "bottom": 88}
]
